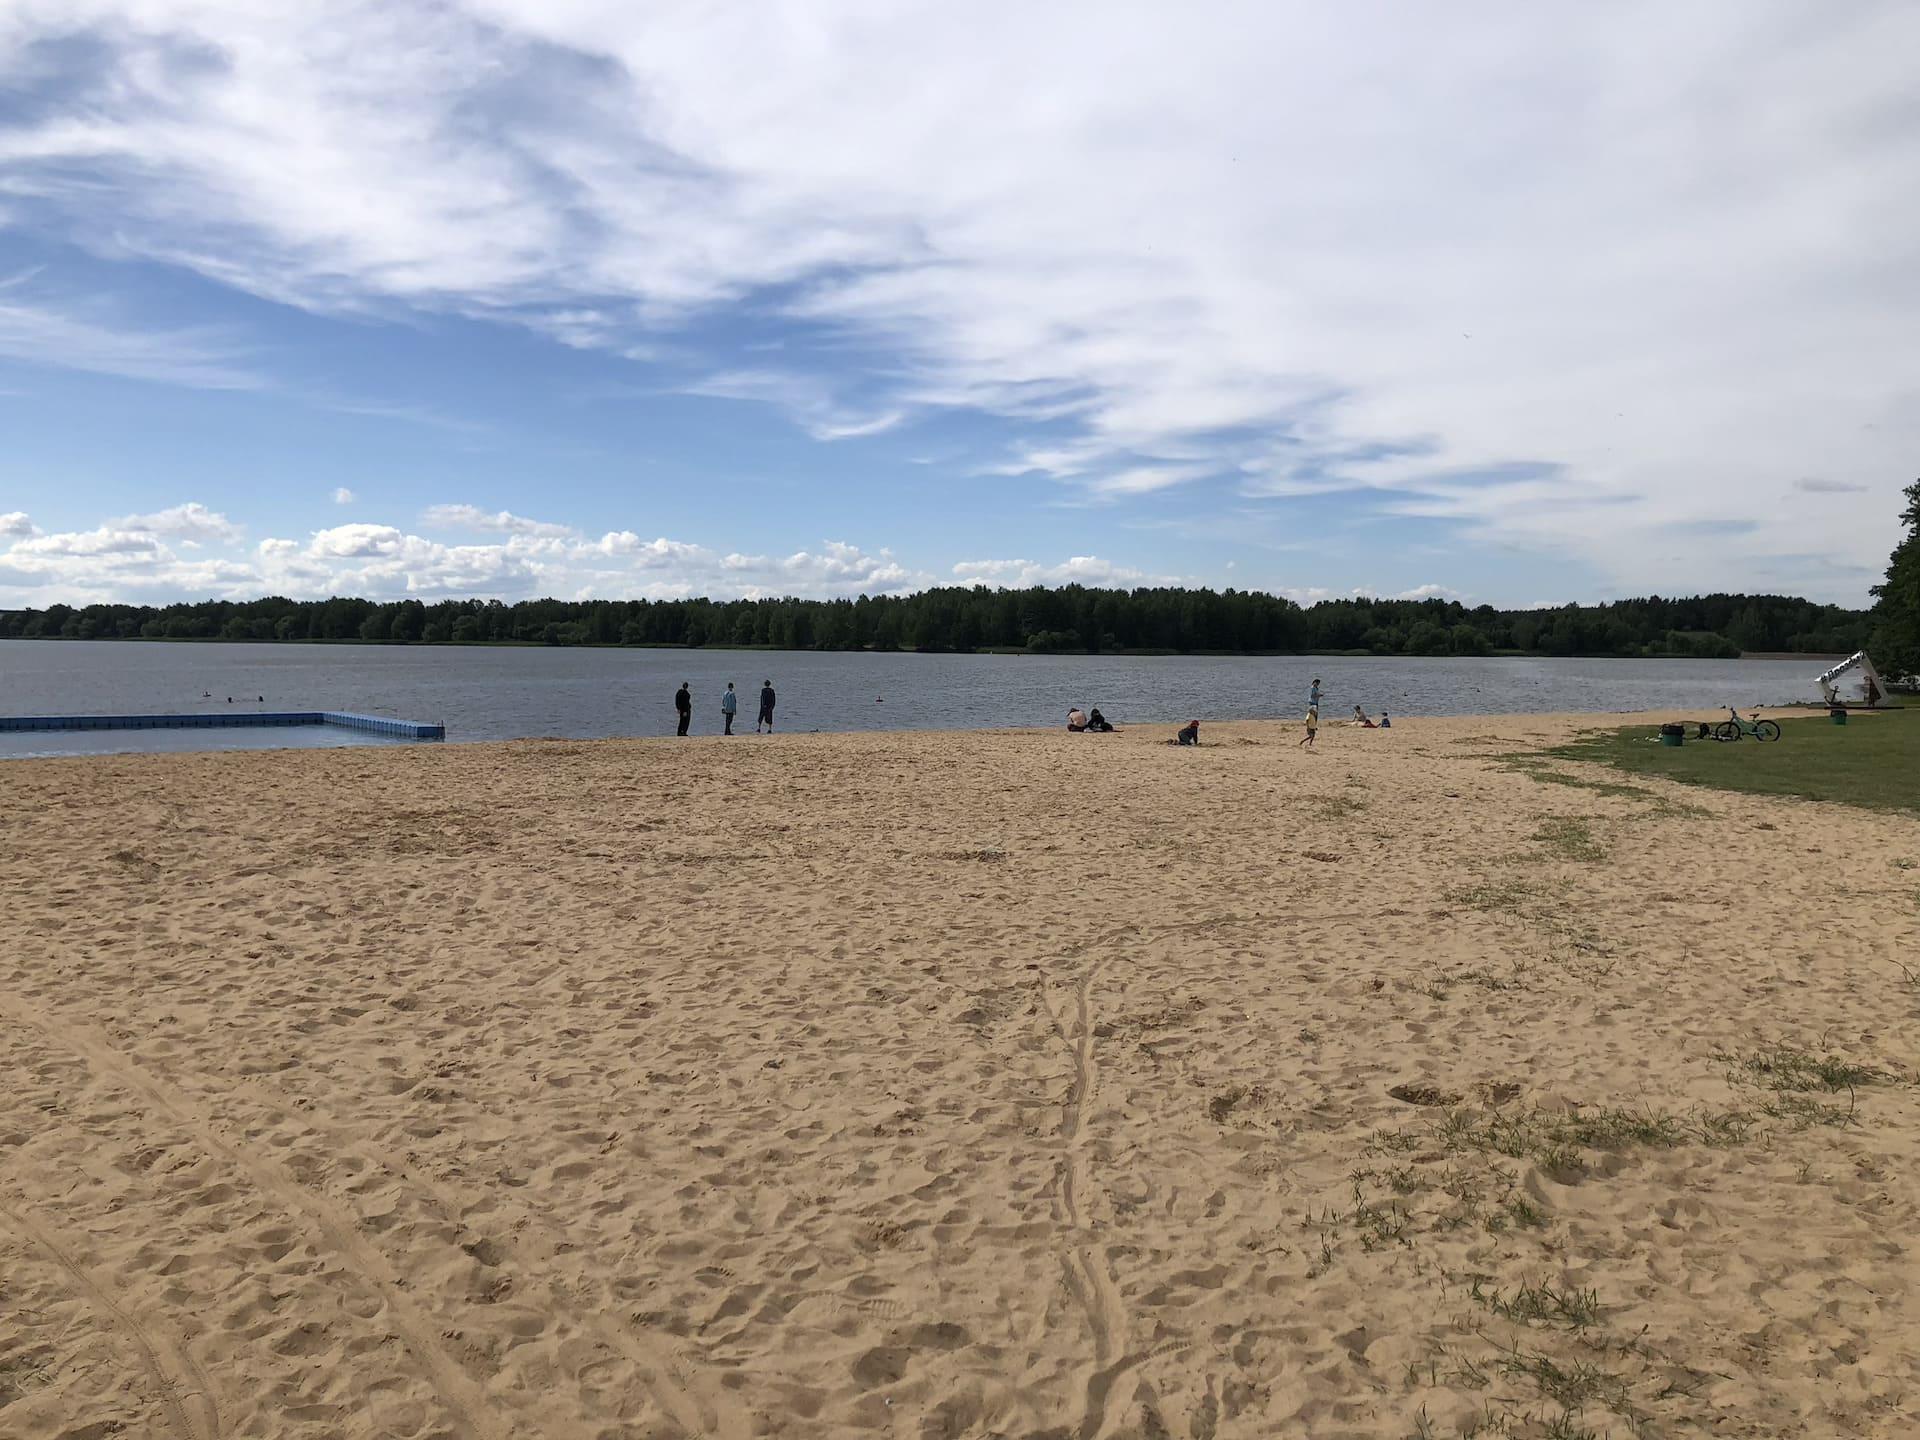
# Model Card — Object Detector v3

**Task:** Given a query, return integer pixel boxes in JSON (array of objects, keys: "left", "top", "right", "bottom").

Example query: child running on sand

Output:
[{"left": 1300, "top": 705, "right": 1318, "bottom": 748}]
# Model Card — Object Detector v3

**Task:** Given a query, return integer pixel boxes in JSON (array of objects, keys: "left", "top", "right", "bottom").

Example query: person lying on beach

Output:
[
  {"left": 1170, "top": 719, "right": 1200, "bottom": 746},
  {"left": 1351, "top": 705, "right": 1376, "bottom": 728},
  {"left": 1067, "top": 707, "right": 1089, "bottom": 731},
  {"left": 1086, "top": 708, "right": 1116, "bottom": 732}
]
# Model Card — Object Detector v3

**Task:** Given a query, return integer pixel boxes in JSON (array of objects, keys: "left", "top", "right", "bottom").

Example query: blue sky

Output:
[{"left": 2, "top": 1, "right": 1916, "bottom": 609}]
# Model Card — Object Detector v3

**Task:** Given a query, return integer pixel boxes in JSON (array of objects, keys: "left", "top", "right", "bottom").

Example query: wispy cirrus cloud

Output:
[
  {"left": 0, "top": 2, "right": 1915, "bottom": 601},
  {"left": 0, "top": 271, "right": 261, "bottom": 389}
]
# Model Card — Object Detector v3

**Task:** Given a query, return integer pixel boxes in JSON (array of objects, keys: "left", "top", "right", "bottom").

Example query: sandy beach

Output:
[{"left": 3, "top": 712, "right": 1916, "bottom": 1439}]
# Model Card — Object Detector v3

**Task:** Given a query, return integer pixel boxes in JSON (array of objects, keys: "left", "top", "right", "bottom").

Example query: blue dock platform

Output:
[{"left": 0, "top": 711, "right": 445, "bottom": 740}]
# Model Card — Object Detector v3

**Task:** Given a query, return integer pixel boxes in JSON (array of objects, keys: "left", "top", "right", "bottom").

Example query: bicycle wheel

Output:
[
  {"left": 1754, "top": 720, "right": 1782, "bottom": 742},
  {"left": 1714, "top": 720, "right": 1740, "bottom": 741}
]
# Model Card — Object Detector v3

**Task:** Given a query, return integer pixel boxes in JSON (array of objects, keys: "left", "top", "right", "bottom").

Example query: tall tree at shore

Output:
[{"left": 1872, "top": 478, "right": 1920, "bottom": 679}]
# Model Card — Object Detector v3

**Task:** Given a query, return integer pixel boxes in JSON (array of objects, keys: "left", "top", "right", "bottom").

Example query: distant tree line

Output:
[{"left": 0, "top": 588, "right": 1872, "bottom": 657}]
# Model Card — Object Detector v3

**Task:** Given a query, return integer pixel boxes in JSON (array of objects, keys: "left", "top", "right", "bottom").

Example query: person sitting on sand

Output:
[
  {"left": 1352, "top": 705, "right": 1376, "bottom": 728},
  {"left": 1378, "top": 711, "right": 1391, "bottom": 728},
  {"left": 1067, "top": 707, "right": 1089, "bottom": 731},
  {"left": 1171, "top": 719, "right": 1200, "bottom": 746},
  {"left": 1086, "top": 708, "right": 1116, "bottom": 732}
]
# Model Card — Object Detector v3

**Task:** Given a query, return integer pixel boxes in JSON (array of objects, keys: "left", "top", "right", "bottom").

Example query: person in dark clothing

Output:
[
  {"left": 757, "top": 680, "right": 776, "bottom": 732},
  {"left": 675, "top": 681, "right": 692, "bottom": 736},
  {"left": 1086, "top": 708, "right": 1116, "bottom": 732},
  {"left": 1170, "top": 719, "right": 1200, "bottom": 746}
]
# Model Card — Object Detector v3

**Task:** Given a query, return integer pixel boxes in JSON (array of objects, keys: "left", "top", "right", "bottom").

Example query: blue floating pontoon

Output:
[{"left": 0, "top": 711, "right": 444, "bottom": 740}]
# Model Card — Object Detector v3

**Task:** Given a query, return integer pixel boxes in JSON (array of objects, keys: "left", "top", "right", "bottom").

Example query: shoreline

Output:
[{"left": 0, "top": 701, "right": 1870, "bottom": 764}]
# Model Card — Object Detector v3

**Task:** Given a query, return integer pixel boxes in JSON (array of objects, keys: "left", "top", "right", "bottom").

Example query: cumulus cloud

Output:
[
  {"left": 0, "top": 3, "right": 1915, "bottom": 598},
  {"left": 111, "top": 502, "right": 243, "bottom": 543},
  {"left": 951, "top": 556, "right": 1173, "bottom": 588},
  {"left": 331, "top": 487, "right": 356, "bottom": 504},
  {"left": 0, "top": 499, "right": 928, "bottom": 604},
  {"left": 421, "top": 504, "right": 578, "bottom": 538}
]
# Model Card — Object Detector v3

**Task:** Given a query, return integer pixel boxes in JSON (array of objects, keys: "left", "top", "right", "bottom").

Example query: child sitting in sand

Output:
[{"left": 1170, "top": 719, "right": 1200, "bottom": 746}]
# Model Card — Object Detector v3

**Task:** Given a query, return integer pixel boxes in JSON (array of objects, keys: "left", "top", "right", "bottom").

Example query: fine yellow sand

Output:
[{"left": 3, "top": 714, "right": 1917, "bottom": 1439}]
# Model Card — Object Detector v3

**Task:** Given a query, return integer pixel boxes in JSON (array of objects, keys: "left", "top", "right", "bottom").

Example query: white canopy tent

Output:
[{"left": 1816, "top": 651, "right": 1886, "bottom": 707}]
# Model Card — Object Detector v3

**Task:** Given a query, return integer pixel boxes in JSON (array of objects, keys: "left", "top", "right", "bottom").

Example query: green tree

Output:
[
  {"left": 1406, "top": 620, "right": 1451, "bottom": 656},
  {"left": 1871, "top": 478, "right": 1920, "bottom": 680}
]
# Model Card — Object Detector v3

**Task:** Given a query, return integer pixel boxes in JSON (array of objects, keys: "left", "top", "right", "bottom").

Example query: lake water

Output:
[{"left": 0, "top": 639, "right": 1836, "bottom": 757}]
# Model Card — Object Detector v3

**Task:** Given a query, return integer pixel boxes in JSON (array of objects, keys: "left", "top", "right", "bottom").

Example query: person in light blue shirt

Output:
[
  {"left": 721, "top": 682, "right": 739, "bottom": 735},
  {"left": 1309, "top": 677, "right": 1323, "bottom": 713}
]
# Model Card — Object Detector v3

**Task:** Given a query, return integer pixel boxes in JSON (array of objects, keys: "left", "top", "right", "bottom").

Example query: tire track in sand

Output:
[
  {"left": 223, "top": 1073, "right": 751, "bottom": 1440},
  {"left": 1038, "top": 954, "right": 1145, "bottom": 1440},
  {"left": 0, "top": 998, "right": 507, "bottom": 1440},
  {"left": 0, "top": 1195, "right": 221, "bottom": 1440}
]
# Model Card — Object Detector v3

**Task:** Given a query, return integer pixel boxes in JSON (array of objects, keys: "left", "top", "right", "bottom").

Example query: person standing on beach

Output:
[
  {"left": 1300, "top": 703, "right": 1318, "bottom": 748},
  {"left": 757, "top": 679, "right": 776, "bottom": 732},
  {"left": 675, "top": 681, "right": 692, "bottom": 737},
  {"left": 721, "top": 682, "right": 738, "bottom": 735}
]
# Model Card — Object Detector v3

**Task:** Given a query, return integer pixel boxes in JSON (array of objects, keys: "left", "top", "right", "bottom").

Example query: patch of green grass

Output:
[
  {"left": 1720, "top": 1043, "right": 1882, "bottom": 1092},
  {"left": 1495, "top": 754, "right": 1655, "bottom": 801},
  {"left": 1547, "top": 708, "right": 1920, "bottom": 814},
  {"left": 1495, "top": 1345, "right": 1629, "bottom": 1411},
  {"left": 1436, "top": 1104, "right": 1702, "bottom": 1174},
  {"left": 1444, "top": 878, "right": 1541, "bottom": 914},
  {"left": 1470, "top": 1279, "right": 1603, "bottom": 1330},
  {"left": 1531, "top": 816, "right": 1609, "bottom": 862},
  {"left": 1505, "top": 1195, "right": 1547, "bottom": 1229},
  {"left": 1307, "top": 792, "right": 1368, "bottom": 819}
]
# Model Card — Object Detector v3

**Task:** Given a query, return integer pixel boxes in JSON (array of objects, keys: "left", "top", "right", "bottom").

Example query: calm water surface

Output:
[{"left": 0, "top": 640, "right": 1835, "bottom": 756}]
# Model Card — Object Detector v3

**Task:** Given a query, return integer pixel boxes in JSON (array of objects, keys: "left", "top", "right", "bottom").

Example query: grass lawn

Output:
[{"left": 1551, "top": 708, "right": 1920, "bottom": 814}]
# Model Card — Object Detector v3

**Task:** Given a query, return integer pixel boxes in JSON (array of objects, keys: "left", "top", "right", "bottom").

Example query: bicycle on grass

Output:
[{"left": 1714, "top": 706, "right": 1781, "bottom": 742}]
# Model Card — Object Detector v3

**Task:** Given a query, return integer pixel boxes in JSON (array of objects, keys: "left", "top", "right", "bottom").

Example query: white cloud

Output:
[
  {"left": 0, "top": 498, "right": 931, "bottom": 604},
  {"left": 0, "top": 270, "right": 259, "bottom": 389},
  {"left": 331, "top": 487, "right": 356, "bottom": 504},
  {"left": 952, "top": 555, "right": 1172, "bottom": 588},
  {"left": 111, "top": 502, "right": 243, "bottom": 543},
  {"left": 0, "top": 3, "right": 1916, "bottom": 598},
  {"left": 421, "top": 503, "right": 577, "bottom": 538},
  {"left": 13, "top": 526, "right": 165, "bottom": 558},
  {"left": 683, "top": 369, "right": 903, "bottom": 441}
]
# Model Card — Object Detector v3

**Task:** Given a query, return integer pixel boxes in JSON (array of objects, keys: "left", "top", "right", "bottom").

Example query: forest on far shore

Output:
[{"left": 0, "top": 588, "right": 1871, "bottom": 659}]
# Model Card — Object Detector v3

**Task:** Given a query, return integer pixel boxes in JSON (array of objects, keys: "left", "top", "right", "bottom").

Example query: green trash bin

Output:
[
  {"left": 1830, "top": 708, "right": 1848, "bottom": 725},
  {"left": 1659, "top": 723, "right": 1684, "bottom": 747}
]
